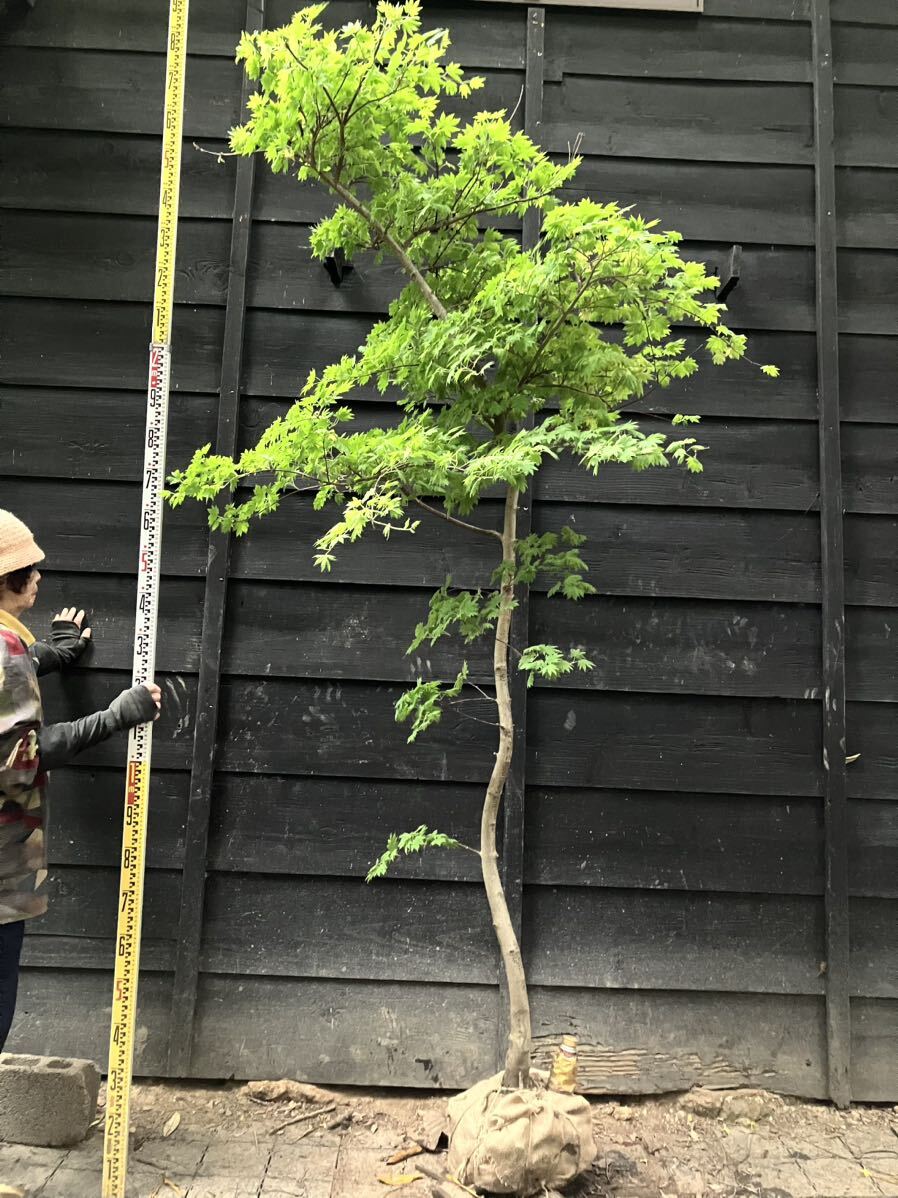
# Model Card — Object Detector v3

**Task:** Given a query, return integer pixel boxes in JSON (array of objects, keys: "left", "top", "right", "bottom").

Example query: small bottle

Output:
[{"left": 547, "top": 1034, "right": 578, "bottom": 1093}]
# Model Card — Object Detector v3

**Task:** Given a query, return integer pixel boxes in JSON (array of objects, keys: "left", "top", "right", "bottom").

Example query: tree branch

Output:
[{"left": 410, "top": 496, "right": 503, "bottom": 542}]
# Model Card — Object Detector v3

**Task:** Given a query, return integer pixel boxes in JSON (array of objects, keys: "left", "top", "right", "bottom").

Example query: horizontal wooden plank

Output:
[
  {"left": 838, "top": 167, "right": 898, "bottom": 250},
  {"left": 562, "top": 157, "right": 814, "bottom": 247},
  {"left": 526, "top": 789, "right": 824, "bottom": 894},
  {"left": 843, "top": 423, "right": 898, "bottom": 514},
  {"left": 8, "top": 213, "right": 845, "bottom": 335},
  {"left": 29, "top": 573, "right": 203, "bottom": 673},
  {"left": 834, "top": 23, "right": 898, "bottom": 87},
  {"left": 0, "top": 387, "right": 218, "bottom": 482},
  {"left": 529, "top": 690, "right": 820, "bottom": 796},
  {"left": 846, "top": 607, "right": 898, "bottom": 703},
  {"left": 530, "top": 986, "right": 826, "bottom": 1098},
  {"left": 5, "top": 476, "right": 895, "bottom": 605},
  {"left": 832, "top": 0, "right": 898, "bottom": 22},
  {"left": 191, "top": 975, "right": 500, "bottom": 1087},
  {"left": 545, "top": 419, "right": 897, "bottom": 514},
  {"left": 233, "top": 496, "right": 820, "bottom": 600},
  {"left": 0, "top": 0, "right": 246, "bottom": 54},
  {"left": 0, "top": 211, "right": 231, "bottom": 306},
  {"left": 3, "top": 0, "right": 524, "bottom": 66},
  {"left": 844, "top": 514, "right": 898, "bottom": 607},
  {"left": 539, "top": 418, "right": 818, "bottom": 510},
  {"left": 526, "top": 888, "right": 823, "bottom": 994},
  {"left": 543, "top": 11, "right": 810, "bottom": 83},
  {"left": 0, "top": 47, "right": 242, "bottom": 137},
  {"left": 851, "top": 899, "right": 898, "bottom": 999},
  {"left": 0, "top": 298, "right": 223, "bottom": 392},
  {"left": 226, "top": 583, "right": 893, "bottom": 703},
  {"left": 208, "top": 773, "right": 484, "bottom": 882},
  {"left": 21, "top": 934, "right": 172, "bottom": 971},
  {"left": 542, "top": 76, "right": 814, "bottom": 164},
  {"left": 0, "top": 477, "right": 211, "bottom": 577},
  {"left": 708, "top": 0, "right": 898, "bottom": 23},
  {"left": 4, "top": 398, "right": 895, "bottom": 524},
  {"left": 0, "top": 129, "right": 235, "bottom": 219},
  {"left": 216, "top": 676, "right": 496, "bottom": 782},
  {"left": 47, "top": 766, "right": 187, "bottom": 869},
  {"left": 223, "top": 579, "right": 481, "bottom": 683},
  {"left": 532, "top": 595, "right": 824, "bottom": 699},
  {"left": 851, "top": 999, "right": 898, "bottom": 1103},
  {"left": 225, "top": 581, "right": 815, "bottom": 695},
  {"left": 836, "top": 86, "right": 898, "bottom": 169},
  {"left": 12, "top": 969, "right": 174, "bottom": 1077},
  {"left": 250, "top": 315, "right": 887, "bottom": 425},
  {"left": 844, "top": 702, "right": 898, "bottom": 802},
  {"left": 201, "top": 874, "right": 496, "bottom": 983},
  {"left": 28, "top": 866, "right": 180, "bottom": 945},
  {"left": 840, "top": 335, "right": 898, "bottom": 424},
  {"left": 537, "top": 503, "right": 820, "bottom": 604},
  {"left": 839, "top": 249, "right": 898, "bottom": 337},
  {"left": 851, "top": 800, "right": 898, "bottom": 898},
  {"left": 242, "top": 307, "right": 379, "bottom": 399},
  {"left": 39, "top": 668, "right": 197, "bottom": 770}
]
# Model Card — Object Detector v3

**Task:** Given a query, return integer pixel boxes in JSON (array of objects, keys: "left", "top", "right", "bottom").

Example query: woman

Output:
[{"left": 0, "top": 509, "right": 162, "bottom": 1049}]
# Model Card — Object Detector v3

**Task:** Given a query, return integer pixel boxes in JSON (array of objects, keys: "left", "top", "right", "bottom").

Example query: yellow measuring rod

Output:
[{"left": 102, "top": 0, "right": 189, "bottom": 1192}]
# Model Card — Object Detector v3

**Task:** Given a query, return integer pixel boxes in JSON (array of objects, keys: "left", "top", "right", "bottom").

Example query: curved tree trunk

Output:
[{"left": 481, "top": 485, "right": 533, "bottom": 1088}]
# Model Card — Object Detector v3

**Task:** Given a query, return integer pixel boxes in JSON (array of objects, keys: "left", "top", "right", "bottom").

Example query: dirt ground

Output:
[{"left": 6, "top": 1078, "right": 898, "bottom": 1197}]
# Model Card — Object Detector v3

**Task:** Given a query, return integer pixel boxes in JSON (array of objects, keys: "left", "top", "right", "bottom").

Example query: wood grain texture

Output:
[
  {"left": 561, "top": 157, "right": 814, "bottom": 247},
  {"left": 851, "top": 999, "right": 898, "bottom": 1103},
  {"left": 0, "top": 0, "right": 246, "bottom": 54},
  {"left": 529, "top": 690, "right": 821, "bottom": 796},
  {"left": 200, "top": 874, "right": 497, "bottom": 984},
  {"left": 530, "top": 987, "right": 827, "bottom": 1098},
  {"left": 525, "top": 887, "right": 824, "bottom": 994},
  {"left": 543, "top": 11, "right": 811, "bottom": 83},
  {"left": 0, "top": 298, "right": 223, "bottom": 392},
  {"left": 11, "top": 970, "right": 174, "bottom": 1077},
  {"left": 525, "top": 789, "right": 823, "bottom": 894},
  {"left": 207, "top": 773, "right": 484, "bottom": 882},
  {"left": 542, "top": 76, "right": 814, "bottom": 164},
  {"left": 0, "top": 129, "right": 235, "bottom": 219},
  {"left": 189, "top": 975, "right": 500, "bottom": 1087},
  {"left": 0, "top": 387, "right": 218, "bottom": 482},
  {"left": 0, "top": 47, "right": 243, "bottom": 137},
  {"left": 47, "top": 766, "right": 187, "bottom": 869}
]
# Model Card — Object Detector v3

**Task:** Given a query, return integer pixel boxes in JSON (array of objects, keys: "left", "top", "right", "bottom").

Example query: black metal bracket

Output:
[
  {"left": 324, "top": 247, "right": 353, "bottom": 288},
  {"left": 716, "top": 243, "right": 742, "bottom": 302}
]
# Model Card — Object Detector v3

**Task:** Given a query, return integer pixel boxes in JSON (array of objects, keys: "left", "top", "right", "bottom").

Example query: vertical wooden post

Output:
[
  {"left": 166, "top": 0, "right": 264, "bottom": 1076},
  {"left": 811, "top": 0, "right": 850, "bottom": 1108},
  {"left": 497, "top": 4, "right": 544, "bottom": 1066}
]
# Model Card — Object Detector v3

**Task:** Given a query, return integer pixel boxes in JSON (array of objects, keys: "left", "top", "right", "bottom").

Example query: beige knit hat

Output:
[{"left": 0, "top": 510, "right": 44, "bottom": 577}]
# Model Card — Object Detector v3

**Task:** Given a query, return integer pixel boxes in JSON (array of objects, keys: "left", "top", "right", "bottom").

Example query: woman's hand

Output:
[
  {"left": 142, "top": 682, "right": 163, "bottom": 721},
  {"left": 53, "top": 607, "right": 91, "bottom": 641}
]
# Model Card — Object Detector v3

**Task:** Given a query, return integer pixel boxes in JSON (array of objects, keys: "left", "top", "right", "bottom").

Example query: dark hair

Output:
[{"left": 0, "top": 565, "right": 39, "bottom": 595}]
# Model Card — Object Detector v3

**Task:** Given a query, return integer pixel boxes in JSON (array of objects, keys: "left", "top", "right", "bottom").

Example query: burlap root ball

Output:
[{"left": 447, "top": 1070, "right": 596, "bottom": 1196}]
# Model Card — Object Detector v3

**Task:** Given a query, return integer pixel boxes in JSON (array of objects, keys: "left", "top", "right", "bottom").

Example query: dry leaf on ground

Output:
[{"left": 162, "top": 1111, "right": 181, "bottom": 1137}]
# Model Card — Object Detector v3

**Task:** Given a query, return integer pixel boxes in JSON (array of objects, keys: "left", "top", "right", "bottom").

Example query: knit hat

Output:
[{"left": 0, "top": 511, "right": 44, "bottom": 577}]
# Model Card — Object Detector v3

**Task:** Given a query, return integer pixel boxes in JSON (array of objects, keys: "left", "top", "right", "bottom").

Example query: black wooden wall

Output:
[{"left": 1, "top": 0, "right": 896, "bottom": 1103}]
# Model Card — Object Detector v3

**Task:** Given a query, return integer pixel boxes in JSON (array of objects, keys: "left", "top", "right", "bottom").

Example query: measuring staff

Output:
[{"left": 102, "top": 0, "right": 190, "bottom": 1193}]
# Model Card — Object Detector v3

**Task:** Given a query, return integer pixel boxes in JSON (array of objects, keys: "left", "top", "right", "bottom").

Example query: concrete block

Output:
[{"left": 0, "top": 1054, "right": 99, "bottom": 1148}]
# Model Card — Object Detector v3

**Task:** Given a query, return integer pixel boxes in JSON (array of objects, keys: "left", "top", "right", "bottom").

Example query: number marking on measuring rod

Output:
[{"left": 102, "top": 1, "right": 189, "bottom": 1193}]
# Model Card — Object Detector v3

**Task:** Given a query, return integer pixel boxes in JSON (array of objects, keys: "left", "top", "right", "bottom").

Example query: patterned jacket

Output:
[
  {"left": 0, "top": 611, "right": 159, "bottom": 925},
  {"left": 0, "top": 618, "right": 49, "bottom": 922}
]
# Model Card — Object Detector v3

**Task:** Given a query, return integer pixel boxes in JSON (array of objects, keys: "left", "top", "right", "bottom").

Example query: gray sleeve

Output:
[
  {"left": 37, "top": 685, "right": 159, "bottom": 771},
  {"left": 30, "top": 640, "right": 64, "bottom": 677}
]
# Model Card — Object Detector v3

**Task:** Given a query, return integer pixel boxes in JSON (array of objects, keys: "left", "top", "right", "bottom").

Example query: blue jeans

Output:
[{"left": 0, "top": 921, "right": 24, "bottom": 1051}]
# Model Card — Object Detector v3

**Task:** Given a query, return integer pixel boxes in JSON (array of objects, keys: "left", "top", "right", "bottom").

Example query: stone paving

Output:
[{"left": 1, "top": 1082, "right": 898, "bottom": 1197}]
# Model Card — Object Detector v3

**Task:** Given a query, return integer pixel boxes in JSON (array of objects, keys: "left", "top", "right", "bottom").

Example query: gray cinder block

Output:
[{"left": 0, "top": 1054, "right": 100, "bottom": 1147}]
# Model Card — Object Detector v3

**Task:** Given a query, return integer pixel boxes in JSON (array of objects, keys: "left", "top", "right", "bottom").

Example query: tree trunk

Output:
[{"left": 481, "top": 485, "right": 532, "bottom": 1088}]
